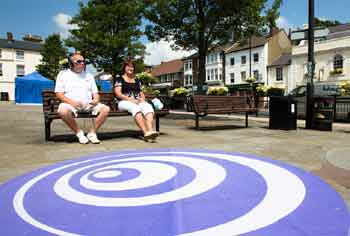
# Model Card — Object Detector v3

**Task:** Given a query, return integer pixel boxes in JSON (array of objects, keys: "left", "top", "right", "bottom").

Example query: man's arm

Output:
[
  {"left": 90, "top": 93, "right": 100, "bottom": 106},
  {"left": 56, "top": 92, "right": 82, "bottom": 108}
]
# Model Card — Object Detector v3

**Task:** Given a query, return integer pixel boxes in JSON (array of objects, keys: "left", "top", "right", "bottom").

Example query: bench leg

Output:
[
  {"left": 195, "top": 115, "right": 199, "bottom": 129},
  {"left": 45, "top": 118, "right": 52, "bottom": 141},
  {"left": 245, "top": 112, "right": 248, "bottom": 128},
  {"left": 155, "top": 116, "right": 160, "bottom": 132}
]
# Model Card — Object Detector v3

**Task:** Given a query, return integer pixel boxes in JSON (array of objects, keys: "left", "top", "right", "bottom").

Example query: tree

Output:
[
  {"left": 315, "top": 17, "right": 342, "bottom": 28},
  {"left": 66, "top": 0, "right": 145, "bottom": 79},
  {"left": 144, "top": 0, "right": 270, "bottom": 93},
  {"left": 36, "top": 34, "right": 67, "bottom": 80},
  {"left": 265, "top": 0, "right": 283, "bottom": 33}
]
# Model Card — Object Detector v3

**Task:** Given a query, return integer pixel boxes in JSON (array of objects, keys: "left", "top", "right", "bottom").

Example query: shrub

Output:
[
  {"left": 135, "top": 72, "right": 157, "bottom": 86},
  {"left": 207, "top": 86, "right": 229, "bottom": 95},
  {"left": 256, "top": 84, "right": 285, "bottom": 96},
  {"left": 169, "top": 87, "right": 190, "bottom": 96},
  {"left": 330, "top": 68, "right": 343, "bottom": 76},
  {"left": 338, "top": 80, "right": 350, "bottom": 96},
  {"left": 142, "top": 86, "right": 160, "bottom": 96}
]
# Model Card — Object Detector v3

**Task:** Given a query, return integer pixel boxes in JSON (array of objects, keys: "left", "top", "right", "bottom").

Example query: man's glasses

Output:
[{"left": 73, "top": 60, "right": 85, "bottom": 65}]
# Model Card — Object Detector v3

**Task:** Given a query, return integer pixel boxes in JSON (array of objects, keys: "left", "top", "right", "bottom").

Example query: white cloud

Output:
[
  {"left": 277, "top": 16, "right": 294, "bottom": 31},
  {"left": 53, "top": 13, "right": 78, "bottom": 39},
  {"left": 144, "top": 40, "right": 194, "bottom": 65}
]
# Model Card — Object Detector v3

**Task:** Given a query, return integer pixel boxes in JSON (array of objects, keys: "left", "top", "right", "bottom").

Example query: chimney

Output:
[{"left": 7, "top": 32, "right": 14, "bottom": 42}]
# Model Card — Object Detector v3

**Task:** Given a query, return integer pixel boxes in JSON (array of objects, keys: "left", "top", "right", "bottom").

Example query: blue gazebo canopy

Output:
[{"left": 15, "top": 72, "right": 54, "bottom": 104}]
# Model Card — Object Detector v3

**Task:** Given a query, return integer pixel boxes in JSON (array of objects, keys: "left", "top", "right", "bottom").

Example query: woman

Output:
[{"left": 114, "top": 60, "right": 159, "bottom": 141}]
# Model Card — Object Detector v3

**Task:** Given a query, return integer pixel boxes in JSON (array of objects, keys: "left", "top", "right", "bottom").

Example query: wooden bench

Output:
[
  {"left": 188, "top": 95, "right": 258, "bottom": 128},
  {"left": 42, "top": 90, "right": 169, "bottom": 141}
]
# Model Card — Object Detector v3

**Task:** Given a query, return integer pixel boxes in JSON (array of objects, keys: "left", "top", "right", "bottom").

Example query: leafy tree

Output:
[
  {"left": 315, "top": 17, "right": 342, "bottom": 28},
  {"left": 36, "top": 34, "right": 67, "bottom": 80},
  {"left": 144, "top": 0, "right": 271, "bottom": 93},
  {"left": 265, "top": 0, "right": 283, "bottom": 32},
  {"left": 66, "top": 0, "right": 145, "bottom": 79}
]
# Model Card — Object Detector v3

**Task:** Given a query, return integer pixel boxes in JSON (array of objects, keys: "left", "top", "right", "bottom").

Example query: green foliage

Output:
[
  {"left": 36, "top": 34, "right": 67, "bottom": 80},
  {"left": 142, "top": 86, "right": 160, "bottom": 96},
  {"left": 338, "top": 81, "right": 350, "bottom": 96},
  {"left": 65, "top": 0, "right": 145, "bottom": 79},
  {"left": 256, "top": 84, "right": 285, "bottom": 96},
  {"left": 315, "top": 17, "right": 342, "bottom": 28},
  {"left": 207, "top": 86, "right": 229, "bottom": 96},
  {"left": 135, "top": 72, "right": 157, "bottom": 86},
  {"left": 170, "top": 87, "right": 190, "bottom": 97},
  {"left": 144, "top": 0, "right": 270, "bottom": 90},
  {"left": 265, "top": 0, "right": 283, "bottom": 31},
  {"left": 330, "top": 68, "right": 343, "bottom": 75}
]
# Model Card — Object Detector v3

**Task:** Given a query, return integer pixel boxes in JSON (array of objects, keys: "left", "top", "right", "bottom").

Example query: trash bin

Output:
[
  {"left": 0, "top": 92, "right": 9, "bottom": 101},
  {"left": 269, "top": 96, "right": 297, "bottom": 130},
  {"left": 312, "top": 96, "right": 334, "bottom": 131}
]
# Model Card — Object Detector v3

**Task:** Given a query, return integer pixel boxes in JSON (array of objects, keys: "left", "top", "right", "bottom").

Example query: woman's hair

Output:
[{"left": 121, "top": 59, "right": 136, "bottom": 74}]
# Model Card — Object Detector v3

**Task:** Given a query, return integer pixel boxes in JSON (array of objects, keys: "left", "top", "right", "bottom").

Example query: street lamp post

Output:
[{"left": 306, "top": 0, "right": 315, "bottom": 129}]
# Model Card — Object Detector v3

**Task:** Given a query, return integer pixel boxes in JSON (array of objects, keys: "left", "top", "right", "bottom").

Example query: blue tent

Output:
[{"left": 15, "top": 72, "right": 54, "bottom": 104}]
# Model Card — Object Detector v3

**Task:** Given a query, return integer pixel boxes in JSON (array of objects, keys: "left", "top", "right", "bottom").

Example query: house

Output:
[
  {"left": 224, "top": 29, "right": 292, "bottom": 87},
  {"left": 151, "top": 59, "right": 183, "bottom": 93},
  {"left": 0, "top": 32, "right": 42, "bottom": 101},
  {"left": 290, "top": 23, "right": 350, "bottom": 92},
  {"left": 205, "top": 45, "right": 229, "bottom": 87},
  {"left": 182, "top": 53, "right": 198, "bottom": 89},
  {"left": 267, "top": 53, "right": 292, "bottom": 88}
]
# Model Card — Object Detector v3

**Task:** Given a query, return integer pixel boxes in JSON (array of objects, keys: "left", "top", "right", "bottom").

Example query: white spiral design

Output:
[{"left": 13, "top": 151, "right": 306, "bottom": 236}]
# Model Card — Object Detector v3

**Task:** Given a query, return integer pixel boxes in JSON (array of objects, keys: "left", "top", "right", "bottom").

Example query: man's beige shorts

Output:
[{"left": 58, "top": 103, "right": 108, "bottom": 117}]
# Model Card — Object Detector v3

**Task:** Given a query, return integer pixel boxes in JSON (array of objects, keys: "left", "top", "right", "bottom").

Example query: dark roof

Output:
[
  {"left": 183, "top": 52, "right": 198, "bottom": 60},
  {"left": 225, "top": 36, "right": 267, "bottom": 54},
  {"left": 0, "top": 38, "right": 42, "bottom": 51},
  {"left": 326, "top": 23, "right": 350, "bottom": 40},
  {"left": 151, "top": 59, "right": 183, "bottom": 77},
  {"left": 268, "top": 53, "right": 291, "bottom": 67}
]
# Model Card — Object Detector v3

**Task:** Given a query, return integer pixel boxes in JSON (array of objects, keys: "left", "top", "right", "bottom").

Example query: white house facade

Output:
[
  {"left": 225, "top": 42, "right": 267, "bottom": 85},
  {"left": 205, "top": 50, "right": 224, "bottom": 86},
  {"left": 225, "top": 30, "right": 292, "bottom": 88},
  {"left": 291, "top": 35, "right": 350, "bottom": 92},
  {"left": 0, "top": 33, "right": 42, "bottom": 101}
]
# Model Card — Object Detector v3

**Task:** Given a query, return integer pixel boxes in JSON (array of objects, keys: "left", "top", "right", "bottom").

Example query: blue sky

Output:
[{"left": 1, "top": 0, "right": 350, "bottom": 66}]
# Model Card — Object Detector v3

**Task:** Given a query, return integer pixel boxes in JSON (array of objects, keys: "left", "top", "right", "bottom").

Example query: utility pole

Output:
[{"left": 306, "top": 0, "right": 315, "bottom": 129}]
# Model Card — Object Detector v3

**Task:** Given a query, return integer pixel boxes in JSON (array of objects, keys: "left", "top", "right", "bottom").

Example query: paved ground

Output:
[{"left": 0, "top": 101, "right": 349, "bottom": 205}]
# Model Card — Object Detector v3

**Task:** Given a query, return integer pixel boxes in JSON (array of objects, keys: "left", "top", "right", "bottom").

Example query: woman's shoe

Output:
[{"left": 144, "top": 131, "right": 159, "bottom": 141}]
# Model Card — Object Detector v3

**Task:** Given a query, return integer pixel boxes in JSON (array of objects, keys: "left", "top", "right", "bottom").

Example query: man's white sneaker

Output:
[
  {"left": 87, "top": 132, "right": 100, "bottom": 144},
  {"left": 76, "top": 130, "right": 89, "bottom": 144}
]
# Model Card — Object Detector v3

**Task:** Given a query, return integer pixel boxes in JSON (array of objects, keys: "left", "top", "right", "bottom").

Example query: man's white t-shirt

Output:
[{"left": 55, "top": 69, "right": 98, "bottom": 105}]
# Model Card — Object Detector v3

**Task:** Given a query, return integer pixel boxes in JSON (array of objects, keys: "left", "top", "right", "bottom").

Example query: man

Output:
[{"left": 55, "top": 52, "right": 110, "bottom": 144}]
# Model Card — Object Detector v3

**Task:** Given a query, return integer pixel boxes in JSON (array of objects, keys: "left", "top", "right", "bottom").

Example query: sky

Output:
[{"left": 1, "top": 0, "right": 350, "bottom": 70}]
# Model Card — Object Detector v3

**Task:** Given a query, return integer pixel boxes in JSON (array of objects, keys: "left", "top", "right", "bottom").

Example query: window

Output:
[
  {"left": 214, "top": 69, "right": 218, "bottom": 80},
  {"left": 184, "top": 61, "right": 192, "bottom": 71},
  {"left": 253, "top": 70, "right": 259, "bottom": 80},
  {"left": 17, "top": 65, "right": 25, "bottom": 76},
  {"left": 333, "top": 54, "right": 343, "bottom": 70},
  {"left": 241, "top": 71, "right": 246, "bottom": 81},
  {"left": 0, "top": 49, "right": 2, "bottom": 59},
  {"left": 0, "top": 63, "right": 3, "bottom": 76},
  {"left": 16, "top": 50, "right": 24, "bottom": 60},
  {"left": 230, "top": 57, "right": 235, "bottom": 66},
  {"left": 241, "top": 56, "right": 246, "bottom": 64},
  {"left": 206, "top": 70, "right": 210, "bottom": 80},
  {"left": 230, "top": 73, "right": 235, "bottom": 84},
  {"left": 276, "top": 67, "right": 283, "bottom": 81},
  {"left": 185, "top": 75, "right": 193, "bottom": 85},
  {"left": 253, "top": 53, "right": 259, "bottom": 62}
]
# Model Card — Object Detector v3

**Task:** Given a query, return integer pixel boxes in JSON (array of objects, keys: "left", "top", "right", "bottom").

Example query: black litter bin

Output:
[
  {"left": 269, "top": 96, "right": 297, "bottom": 130},
  {"left": 0, "top": 92, "right": 9, "bottom": 101},
  {"left": 311, "top": 96, "right": 334, "bottom": 131}
]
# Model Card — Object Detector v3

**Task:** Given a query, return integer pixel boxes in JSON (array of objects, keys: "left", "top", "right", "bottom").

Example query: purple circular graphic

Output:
[{"left": 0, "top": 149, "right": 348, "bottom": 236}]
